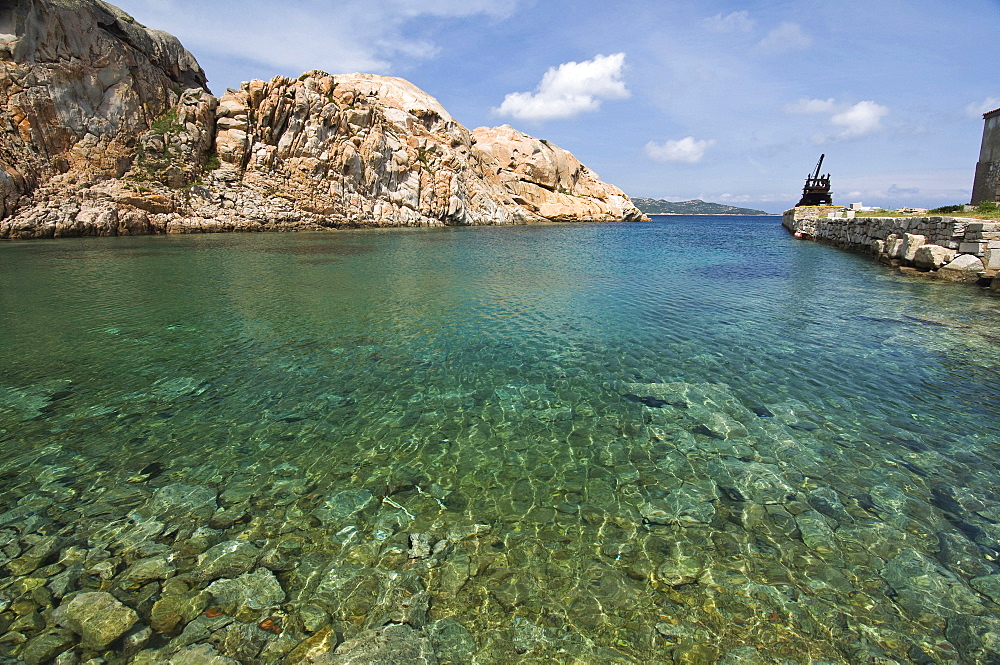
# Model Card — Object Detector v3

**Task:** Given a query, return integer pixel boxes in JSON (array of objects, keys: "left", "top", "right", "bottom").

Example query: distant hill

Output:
[{"left": 631, "top": 197, "right": 771, "bottom": 215}]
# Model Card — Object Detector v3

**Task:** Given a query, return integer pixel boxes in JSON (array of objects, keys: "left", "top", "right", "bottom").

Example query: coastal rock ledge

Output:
[{"left": 0, "top": 0, "right": 645, "bottom": 239}]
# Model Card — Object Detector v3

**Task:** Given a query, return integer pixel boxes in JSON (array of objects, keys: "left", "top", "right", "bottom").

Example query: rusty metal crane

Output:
[{"left": 795, "top": 154, "right": 833, "bottom": 206}]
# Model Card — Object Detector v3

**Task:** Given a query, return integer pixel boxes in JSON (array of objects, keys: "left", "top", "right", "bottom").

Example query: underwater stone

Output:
[
  {"left": 689, "top": 408, "right": 748, "bottom": 439},
  {"left": 511, "top": 615, "right": 548, "bottom": 654},
  {"left": 427, "top": 618, "right": 476, "bottom": 664},
  {"left": 52, "top": 591, "right": 138, "bottom": 650},
  {"left": 794, "top": 510, "right": 838, "bottom": 554},
  {"left": 149, "top": 591, "right": 211, "bottom": 634},
  {"left": 165, "top": 643, "right": 239, "bottom": 664},
  {"left": 655, "top": 541, "right": 704, "bottom": 587},
  {"left": 206, "top": 568, "right": 285, "bottom": 621},
  {"left": 970, "top": 574, "right": 1000, "bottom": 605},
  {"left": 209, "top": 503, "right": 249, "bottom": 530},
  {"left": 285, "top": 625, "right": 339, "bottom": 664},
  {"left": 446, "top": 523, "right": 491, "bottom": 543},
  {"left": 408, "top": 533, "right": 431, "bottom": 559},
  {"left": 313, "top": 489, "right": 374, "bottom": 525},
  {"left": 708, "top": 459, "right": 795, "bottom": 504},
  {"left": 640, "top": 484, "right": 716, "bottom": 526},
  {"left": 207, "top": 620, "right": 272, "bottom": 662},
  {"left": 937, "top": 531, "right": 996, "bottom": 580},
  {"left": 143, "top": 483, "right": 218, "bottom": 523},
  {"left": 18, "top": 628, "right": 76, "bottom": 665},
  {"left": 195, "top": 540, "right": 262, "bottom": 581},
  {"left": 945, "top": 614, "right": 1000, "bottom": 662},
  {"left": 720, "top": 646, "right": 767, "bottom": 664},
  {"left": 435, "top": 552, "right": 474, "bottom": 596},
  {"left": 298, "top": 604, "right": 330, "bottom": 633},
  {"left": 121, "top": 624, "right": 153, "bottom": 660},
  {"left": 314, "top": 567, "right": 429, "bottom": 630},
  {"left": 119, "top": 555, "right": 176, "bottom": 590},
  {"left": 881, "top": 549, "right": 983, "bottom": 621},
  {"left": 315, "top": 623, "right": 438, "bottom": 664},
  {"left": 806, "top": 487, "right": 854, "bottom": 525}
]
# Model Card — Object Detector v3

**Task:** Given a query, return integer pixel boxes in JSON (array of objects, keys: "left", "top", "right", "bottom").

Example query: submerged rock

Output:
[
  {"left": 312, "top": 566, "right": 429, "bottom": 630},
  {"left": 315, "top": 623, "right": 438, "bottom": 665},
  {"left": 52, "top": 591, "right": 138, "bottom": 650},
  {"left": 143, "top": 483, "right": 219, "bottom": 525},
  {"left": 640, "top": 482, "right": 717, "bottom": 526},
  {"left": 314, "top": 489, "right": 375, "bottom": 525},
  {"left": 195, "top": 540, "right": 262, "bottom": 581},
  {"left": 707, "top": 459, "right": 796, "bottom": 504},
  {"left": 149, "top": 591, "right": 210, "bottom": 634},
  {"left": 162, "top": 643, "right": 240, "bottom": 664},
  {"left": 427, "top": 618, "right": 476, "bottom": 664},
  {"left": 18, "top": 628, "right": 76, "bottom": 665},
  {"left": 206, "top": 568, "right": 285, "bottom": 621},
  {"left": 881, "top": 549, "right": 983, "bottom": 621}
]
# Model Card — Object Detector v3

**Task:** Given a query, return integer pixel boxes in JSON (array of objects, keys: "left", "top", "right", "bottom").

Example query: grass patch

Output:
[
  {"left": 150, "top": 109, "right": 181, "bottom": 136},
  {"left": 851, "top": 203, "right": 1000, "bottom": 220}
]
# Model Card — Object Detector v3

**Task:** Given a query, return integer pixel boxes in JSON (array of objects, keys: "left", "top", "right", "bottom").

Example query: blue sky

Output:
[{"left": 114, "top": 0, "right": 1000, "bottom": 213}]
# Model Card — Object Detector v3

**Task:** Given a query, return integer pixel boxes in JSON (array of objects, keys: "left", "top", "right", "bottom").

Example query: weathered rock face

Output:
[
  {"left": 0, "top": 0, "right": 207, "bottom": 220},
  {"left": 181, "top": 71, "right": 644, "bottom": 230},
  {"left": 0, "top": 2, "right": 645, "bottom": 238},
  {"left": 472, "top": 124, "right": 646, "bottom": 223},
  {"left": 205, "top": 71, "right": 533, "bottom": 228}
]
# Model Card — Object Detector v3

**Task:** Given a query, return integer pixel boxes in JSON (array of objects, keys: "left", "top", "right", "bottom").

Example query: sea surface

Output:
[{"left": 2, "top": 215, "right": 1000, "bottom": 663}]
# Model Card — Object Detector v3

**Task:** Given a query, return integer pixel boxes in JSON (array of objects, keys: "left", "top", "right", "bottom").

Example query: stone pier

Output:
[{"left": 783, "top": 206, "right": 1000, "bottom": 292}]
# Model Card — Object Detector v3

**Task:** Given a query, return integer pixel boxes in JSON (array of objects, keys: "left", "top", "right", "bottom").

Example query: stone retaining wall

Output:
[{"left": 782, "top": 206, "right": 1000, "bottom": 292}]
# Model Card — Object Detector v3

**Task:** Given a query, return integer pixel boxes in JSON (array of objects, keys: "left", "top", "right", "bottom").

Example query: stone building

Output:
[{"left": 971, "top": 107, "right": 1000, "bottom": 204}]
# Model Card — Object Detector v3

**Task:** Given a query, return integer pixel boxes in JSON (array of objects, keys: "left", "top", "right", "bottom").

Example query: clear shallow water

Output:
[{"left": 1, "top": 216, "right": 1000, "bottom": 663}]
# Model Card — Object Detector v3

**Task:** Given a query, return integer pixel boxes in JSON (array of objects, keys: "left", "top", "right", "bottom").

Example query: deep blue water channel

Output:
[{"left": 1, "top": 215, "right": 1000, "bottom": 663}]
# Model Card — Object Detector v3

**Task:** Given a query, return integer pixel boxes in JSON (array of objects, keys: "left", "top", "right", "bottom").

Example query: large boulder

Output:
[
  {"left": 913, "top": 244, "right": 955, "bottom": 269},
  {"left": 900, "top": 233, "right": 926, "bottom": 263},
  {"left": 939, "top": 254, "right": 985, "bottom": 282}
]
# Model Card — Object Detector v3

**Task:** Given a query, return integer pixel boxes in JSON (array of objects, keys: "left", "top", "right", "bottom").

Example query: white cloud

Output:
[
  {"left": 966, "top": 97, "right": 1000, "bottom": 118},
  {"left": 800, "top": 99, "right": 890, "bottom": 143},
  {"left": 111, "top": 0, "right": 521, "bottom": 87},
  {"left": 494, "top": 53, "right": 630, "bottom": 122},
  {"left": 758, "top": 22, "right": 811, "bottom": 53},
  {"left": 831, "top": 100, "right": 889, "bottom": 138},
  {"left": 786, "top": 98, "right": 837, "bottom": 114},
  {"left": 645, "top": 137, "right": 715, "bottom": 163},
  {"left": 703, "top": 11, "right": 754, "bottom": 33}
]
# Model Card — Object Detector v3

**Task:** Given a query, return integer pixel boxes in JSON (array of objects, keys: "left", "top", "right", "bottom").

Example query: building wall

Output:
[{"left": 971, "top": 111, "right": 1000, "bottom": 204}]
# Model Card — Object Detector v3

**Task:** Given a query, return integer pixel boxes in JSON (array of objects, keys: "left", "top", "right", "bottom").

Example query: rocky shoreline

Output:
[
  {"left": 783, "top": 206, "right": 1000, "bottom": 293},
  {"left": 0, "top": 1, "right": 644, "bottom": 241}
]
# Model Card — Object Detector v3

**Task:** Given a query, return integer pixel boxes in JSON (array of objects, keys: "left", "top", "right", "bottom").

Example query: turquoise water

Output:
[{"left": 2, "top": 216, "right": 1000, "bottom": 663}]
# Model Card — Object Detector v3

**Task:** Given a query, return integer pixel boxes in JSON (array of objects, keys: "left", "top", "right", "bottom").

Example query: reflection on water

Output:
[{"left": 1, "top": 217, "right": 999, "bottom": 663}]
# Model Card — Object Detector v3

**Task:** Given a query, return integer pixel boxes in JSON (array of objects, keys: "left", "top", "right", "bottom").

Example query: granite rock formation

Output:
[
  {"left": 0, "top": 0, "right": 207, "bottom": 221},
  {"left": 0, "top": 0, "right": 645, "bottom": 238}
]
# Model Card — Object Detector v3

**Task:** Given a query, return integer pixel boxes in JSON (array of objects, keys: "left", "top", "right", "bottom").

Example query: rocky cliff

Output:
[
  {"left": 0, "top": 0, "right": 206, "bottom": 222},
  {"left": 0, "top": 0, "right": 645, "bottom": 239}
]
